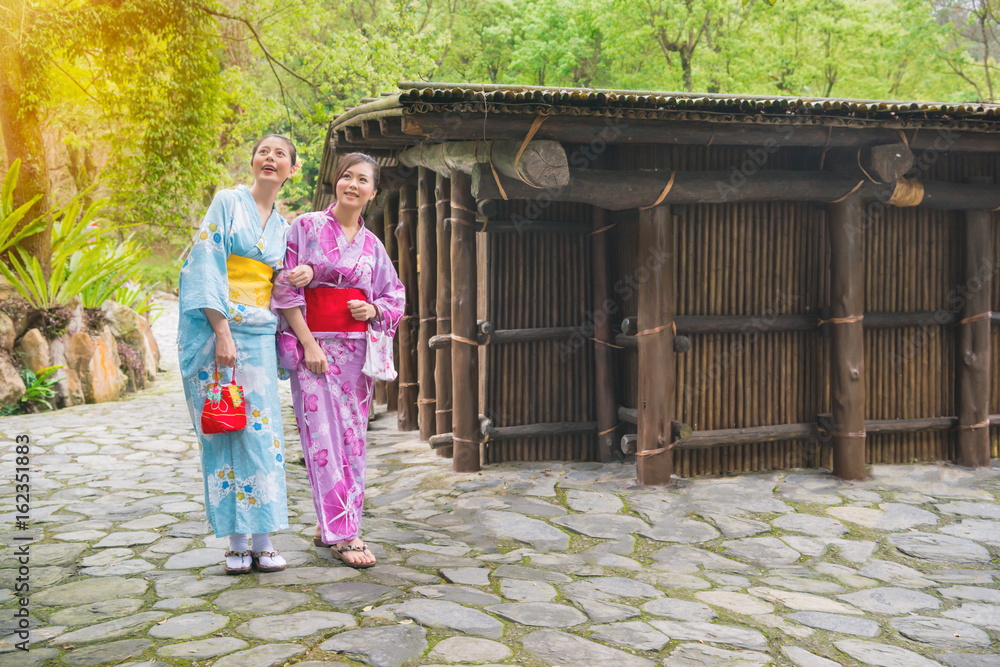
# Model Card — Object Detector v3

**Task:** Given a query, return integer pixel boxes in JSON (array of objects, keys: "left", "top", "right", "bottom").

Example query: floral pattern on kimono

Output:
[
  {"left": 272, "top": 206, "right": 404, "bottom": 544},
  {"left": 177, "top": 185, "right": 291, "bottom": 537}
]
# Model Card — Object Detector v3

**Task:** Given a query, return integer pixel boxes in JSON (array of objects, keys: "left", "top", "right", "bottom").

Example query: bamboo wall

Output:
[{"left": 479, "top": 199, "right": 597, "bottom": 463}]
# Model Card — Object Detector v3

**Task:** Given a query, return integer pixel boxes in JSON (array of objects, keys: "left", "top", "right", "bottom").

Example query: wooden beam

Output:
[
  {"left": 434, "top": 173, "right": 454, "bottom": 458},
  {"left": 451, "top": 169, "right": 480, "bottom": 472},
  {"left": 398, "top": 140, "right": 570, "bottom": 189},
  {"left": 417, "top": 167, "right": 438, "bottom": 442},
  {"left": 828, "top": 193, "right": 867, "bottom": 481},
  {"left": 402, "top": 113, "right": 1000, "bottom": 153},
  {"left": 396, "top": 185, "right": 419, "bottom": 431},
  {"left": 957, "top": 193, "right": 993, "bottom": 467},
  {"left": 481, "top": 420, "right": 597, "bottom": 440},
  {"left": 471, "top": 166, "right": 1000, "bottom": 211},
  {"left": 591, "top": 206, "right": 618, "bottom": 462},
  {"left": 827, "top": 143, "right": 914, "bottom": 183},
  {"left": 429, "top": 325, "right": 595, "bottom": 349},
  {"left": 636, "top": 203, "right": 674, "bottom": 486},
  {"left": 383, "top": 191, "right": 400, "bottom": 413}
]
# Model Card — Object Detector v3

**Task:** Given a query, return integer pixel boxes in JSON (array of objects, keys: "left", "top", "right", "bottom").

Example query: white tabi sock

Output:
[
  {"left": 251, "top": 532, "right": 286, "bottom": 569},
  {"left": 226, "top": 533, "right": 251, "bottom": 571}
]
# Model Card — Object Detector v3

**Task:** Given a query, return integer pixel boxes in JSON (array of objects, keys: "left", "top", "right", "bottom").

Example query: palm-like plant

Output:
[{"left": 0, "top": 159, "right": 47, "bottom": 257}]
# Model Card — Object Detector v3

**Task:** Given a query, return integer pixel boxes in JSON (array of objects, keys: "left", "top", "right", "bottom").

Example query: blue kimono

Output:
[{"left": 177, "top": 185, "right": 289, "bottom": 537}]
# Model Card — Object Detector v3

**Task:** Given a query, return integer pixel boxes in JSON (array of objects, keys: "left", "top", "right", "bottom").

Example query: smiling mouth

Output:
[{"left": 262, "top": 165, "right": 276, "bottom": 174}]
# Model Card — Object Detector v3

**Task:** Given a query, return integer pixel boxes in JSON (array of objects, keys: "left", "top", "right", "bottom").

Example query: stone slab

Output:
[
  {"left": 156, "top": 637, "right": 249, "bottom": 659},
  {"left": 786, "top": 612, "right": 880, "bottom": 637},
  {"left": 428, "top": 636, "right": 511, "bottom": 664},
  {"left": 834, "top": 639, "right": 945, "bottom": 667},
  {"left": 521, "top": 629, "right": 654, "bottom": 667},
  {"left": 320, "top": 625, "right": 428, "bottom": 667},
  {"left": 647, "top": 620, "right": 768, "bottom": 650},
  {"left": 837, "top": 587, "right": 941, "bottom": 614},
  {"left": 588, "top": 621, "right": 669, "bottom": 651},
  {"left": 394, "top": 599, "right": 504, "bottom": 639},
  {"left": 239, "top": 611, "right": 355, "bottom": 641},
  {"left": 486, "top": 602, "right": 587, "bottom": 627}
]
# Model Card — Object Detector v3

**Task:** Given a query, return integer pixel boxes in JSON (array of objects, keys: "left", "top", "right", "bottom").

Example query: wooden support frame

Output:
[
  {"left": 398, "top": 140, "right": 570, "bottom": 189},
  {"left": 417, "top": 167, "right": 438, "bottom": 441},
  {"left": 591, "top": 207, "right": 618, "bottom": 462},
  {"left": 828, "top": 194, "right": 867, "bottom": 481},
  {"left": 451, "top": 170, "right": 480, "bottom": 472},
  {"left": 956, "top": 199, "right": 992, "bottom": 467},
  {"left": 383, "top": 191, "right": 400, "bottom": 413},
  {"left": 396, "top": 185, "right": 419, "bottom": 431},
  {"left": 636, "top": 204, "right": 675, "bottom": 486},
  {"left": 435, "top": 173, "right": 454, "bottom": 457}
]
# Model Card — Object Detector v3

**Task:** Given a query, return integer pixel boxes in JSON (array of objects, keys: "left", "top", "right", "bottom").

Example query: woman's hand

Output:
[
  {"left": 304, "top": 341, "right": 329, "bottom": 375},
  {"left": 215, "top": 333, "right": 237, "bottom": 367},
  {"left": 347, "top": 300, "right": 375, "bottom": 322},
  {"left": 287, "top": 264, "right": 314, "bottom": 288}
]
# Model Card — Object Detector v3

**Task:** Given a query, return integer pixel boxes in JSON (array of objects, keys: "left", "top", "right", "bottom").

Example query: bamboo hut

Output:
[{"left": 314, "top": 83, "right": 1000, "bottom": 485}]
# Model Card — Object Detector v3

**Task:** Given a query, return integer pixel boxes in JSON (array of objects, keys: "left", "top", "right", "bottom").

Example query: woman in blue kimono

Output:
[{"left": 177, "top": 135, "right": 312, "bottom": 574}]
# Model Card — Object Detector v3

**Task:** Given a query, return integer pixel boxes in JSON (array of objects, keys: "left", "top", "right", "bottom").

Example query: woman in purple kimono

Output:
[{"left": 272, "top": 153, "right": 404, "bottom": 568}]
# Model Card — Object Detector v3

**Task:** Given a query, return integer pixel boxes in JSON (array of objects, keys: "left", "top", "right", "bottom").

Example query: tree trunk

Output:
[{"left": 0, "top": 40, "right": 51, "bottom": 274}]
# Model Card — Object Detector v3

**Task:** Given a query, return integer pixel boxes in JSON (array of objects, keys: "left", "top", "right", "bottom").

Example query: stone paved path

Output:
[{"left": 1, "top": 299, "right": 999, "bottom": 666}]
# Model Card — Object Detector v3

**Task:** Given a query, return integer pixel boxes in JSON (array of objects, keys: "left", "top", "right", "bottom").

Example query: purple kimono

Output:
[{"left": 272, "top": 207, "right": 404, "bottom": 544}]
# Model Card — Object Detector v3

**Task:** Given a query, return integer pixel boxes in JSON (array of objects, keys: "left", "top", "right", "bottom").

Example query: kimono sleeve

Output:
[
  {"left": 178, "top": 190, "right": 233, "bottom": 319},
  {"left": 369, "top": 236, "right": 405, "bottom": 336},
  {"left": 270, "top": 215, "right": 307, "bottom": 314}
]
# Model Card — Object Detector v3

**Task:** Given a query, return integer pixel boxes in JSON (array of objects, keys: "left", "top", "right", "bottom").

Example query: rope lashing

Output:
[
  {"left": 828, "top": 180, "right": 864, "bottom": 204},
  {"left": 818, "top": 314, "right": 864, "bottom": 326},
  {"left": 640, "top": 171, "right": 676, "bottom": 210},
  {"left": 887, "top": 178, "right": 924, "bottom": 207},
  {"left": 957, "top": 311, "right": 991, "bottom": 325}
]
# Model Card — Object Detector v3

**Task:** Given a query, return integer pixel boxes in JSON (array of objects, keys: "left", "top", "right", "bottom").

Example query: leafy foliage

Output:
[
  {"left": 19, "top": 365, "right": 63, "bottom": 413},
  {"left": 0, "top": 160, "right": 47, "bottom": 256}
]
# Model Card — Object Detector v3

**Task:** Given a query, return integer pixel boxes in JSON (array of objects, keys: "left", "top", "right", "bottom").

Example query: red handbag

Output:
[{"left": 201, "top": 364, "right": 247, "bottom": 434}]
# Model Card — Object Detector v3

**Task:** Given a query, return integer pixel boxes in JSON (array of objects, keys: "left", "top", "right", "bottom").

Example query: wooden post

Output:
[
  {"left": 591, "top": 206, "right": 617, "bottom": 461},
  {"left": 956, "top": 199, "right": 992, "bottom": 467},
  {"left": 368, "top": 206, "right": 387, "bottom": 406},
  {"left": 828, "top": 194, "right": 867, "bottom": 481},
  {"left": 636, "top": 204, "right": 674, "bottom": 486},
  {"left": 396, "top": 184, "right": 420, "bottom": 431},
  {"left": 417, "top": 168, "right": 437, "bottom": 441},
  {"left": 383, "top": 191, "right": 399, "bottom": 413},
  {"left": 435, "top": 173, "right": 454, "bottom": 457},
  {"left": 451, "top": 169, "right": 480, "bottom": 472}
]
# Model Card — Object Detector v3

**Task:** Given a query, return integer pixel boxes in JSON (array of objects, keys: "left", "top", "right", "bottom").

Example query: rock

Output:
[
  {"left": 942, "top": 603, "right": 1000, "bottom": 631},
  {"left": 163, "top": 548, "right": 227, "bottom": 569},
  {"left": 785, "top": 612, "right": 880, "bottom": 637},
  {"left": 939, "top": 585, "right": 1000, "bottom": 604},
  {"left": 837, "top": 587, "right": 940, "bottom": 614},
  {"left": 651, "top": 545, "right": 752, "bottom": 572},
  {"left": 94, "top": 531, "right": 160, "bottom": 548},
  {"left": 891, "top": 616, "right": 991, "bottom": 647},
  {"left": 666, "top": 643, "right": 773, "bottom": 666},
  {"left": 238, "top": 611, "right": 354, "bottom": 640},
  {"left": 486, "top": 602, "right": 588, "bottom": 627},
  {"left": 61, "top": 639, "right": 153, "bottom": 666},
  {"left": 147, "top": 611, "right": 229, "bottom": 639},
  {"left": 588, "top": 621, "right": 669, "bottom": 651},
  {"left": 428, "top": 636, "right": 511, "bottom": 663},
  {"left": 827, "top": 503, "right": 938, "bottom": 531},
  {"left": 834, "top": 639, "right": 945, "bottom": 666},
  {"left": 492, "top": 564, "right": 572, "bottom": 583},
  {"left": 858, "top": 560, "right": 935, "bottom": 588},
  {"left": 48, "top": 598, "right": 144, "bottom": 626},
  {"left": 214, "top": 588, "right": 312, "bottom": 613},
  {"left": 641, "top": 597, "right": 717, "bottom": 621},
  {"left": 696, "top": 591, "right": 774, "bottom": 615},
  {"left": 152, "top": 598, "right": 207, "bottom": 611},
  {"left": 441, "top": 567, "right": 490, "bottom": 586},
  {"left": 722, "top": 537, "right": 801, "bottom": 566},
  {"left": 50, "top": 612, "right": 169, "bottom": 644},
  {"left": 65, "top": 328, "right": 127, "bottom": 404},
  {"left": 412, "top": 584, "right": 502, "bottom": 606},
  {"left": 479, "top": 510, "right": 569, "bottom": 552},
  {"left": 394, "top": 599, "right": 504, "bottom": 638},
  {"left": 209, "top": 644, "right": 306, "bottom": 667},
  {"left": 782, "top": 646, "right": 843, "bottom": 667},
  {"left": 0, "top": 350, "right": 25, "bottom": 406},
  {"left": 34, "top": 576, "right": 147, "bottom": 607},
  {"left": 320, "top": 625, "right": 428, "bottom": 667},
  {"left": 566, "top": 596, "right": 640, "bottom": 623},
  {"left": 939, "top": 519, "right": 1000, "bottom": 547},
  {"left": 498, "top": 578, "right": 557, "bottom": 602},
  {"left": 49, "top": 335, "right": 84, "bottom": 407},
  {"left": 566, "top": 489, "right": 623, "bottom": 513},
  {"left": 937, "top": 655, "right": 1000, "bottom": 667},
  {"left": 889, "top": 533, "right": 991, "bottom": 563},
  {"left": 561, "top": 576, "right": 662, "bottom": 600},
  {"left": 706, "top": 513, "right": 772, "bottom": 538},
  {"left": 748, "top": 586, "right": 863, "bottom": 615},
  {"left": 316, "top": 582, "right": 402, "bottom": 608},
  {"left": 772, "top": 513, "right": 848, "bottom": 537},
  {"left": 15, "top": 328, "right": 49, "bottom": 373},
  {"left": 0, "top": 310, "right": 15, "bottom": 349},
  {"left": 552, "top": 513, "right": 648, "bottom": 539},
  {"left": 257, "top": 566, "right": 358, "bottom": 586},
  {"left": 936, "top": 502, "right": 1000, "bottom": 519},
  {"left": 759, "top": 575, "right": 845, "bottom": 594},
  {"left": 640, "top": 517, "right": 721, "bottom": 543},
  {"left": 521, "top": 629, "right": 654, "bottom": 667},
  {"left": 647, "top": 620, "right": 768, "bottom": 650},
  {"left": 152, "top": 574, "right": 234, "bottom": 598},
  {"left": 156, "top": 637, "right": 249, "bottom": 659}
]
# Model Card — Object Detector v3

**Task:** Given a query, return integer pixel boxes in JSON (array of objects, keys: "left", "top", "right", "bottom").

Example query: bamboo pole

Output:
[
  {"left": 369, "top": 207, "right": 388, "bottom": 406},
  {"left": 450, "top": 169, "right": 480, "bottom": 472},
  {"left": 383, "top": 191, "right": 400, "bottom": 413},
  {"left": 636, "top": 203, "right": 675, "bottom": 485},
  {"left": 417, "top": 168, "right": 438, "bottom": 441},
  {"left": 396, "top": 184, "right": 420, "bottom": 431},
  {"left": 956, "top": 196, "right": 992, "bottom": 467},
  {"left": 435, "top": 174, "right": 454, "bottom": 457},
  {"left": 828, "top": 194, "right": 867, "bottom": 480}
]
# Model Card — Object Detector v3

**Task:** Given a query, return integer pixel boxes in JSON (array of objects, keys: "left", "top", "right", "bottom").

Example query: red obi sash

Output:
[{"left": 304, "top": 287, "right": 368, "bottom": 333}]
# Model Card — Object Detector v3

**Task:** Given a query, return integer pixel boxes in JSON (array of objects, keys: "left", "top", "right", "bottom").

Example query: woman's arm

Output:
[
  {"left": 204, "top": 309, "right": 237, "bottom": 367},
  {"left": 279, "top": 306, "right": 328, "bottom": 374}
]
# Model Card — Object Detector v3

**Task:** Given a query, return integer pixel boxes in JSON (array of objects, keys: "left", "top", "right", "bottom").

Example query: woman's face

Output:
[
  {"left": 336, "top": 163, "right": 377, "bottom": 207},
  {"left": 252, "top": 138, "right": 294, "bottom": 185}
]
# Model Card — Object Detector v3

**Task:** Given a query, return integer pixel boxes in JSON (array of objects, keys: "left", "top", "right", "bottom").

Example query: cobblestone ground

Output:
[{"left": 1, "top": 300, "right": 999, "bottom": 667}]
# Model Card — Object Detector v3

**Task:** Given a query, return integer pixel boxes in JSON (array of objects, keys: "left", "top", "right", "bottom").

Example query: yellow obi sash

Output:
[{"left": 227, "top": 255, "right": 274, "bottom": 308}]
